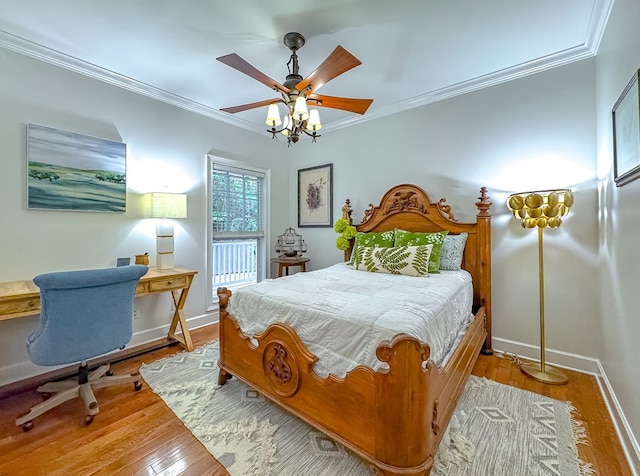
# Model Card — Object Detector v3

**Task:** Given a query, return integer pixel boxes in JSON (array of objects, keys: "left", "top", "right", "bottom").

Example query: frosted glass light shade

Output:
[
  {"left": 293, "top": 96, "right": 309, "bottom": 121},
  {"left": 306, "top": 109, "right": 322, "bottom": 131},
  {"left": 281, "top": 115, "right": 292, "bottom": 136},
  {"left": 144, "top": 192, "right": 187, "bottom": 219},
  {"left": 265, "top": 103, "right": 282, "bottom": 127}
]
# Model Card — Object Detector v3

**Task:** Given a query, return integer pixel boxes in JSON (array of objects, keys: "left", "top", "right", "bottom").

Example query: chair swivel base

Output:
[
  {"left": 16, "top": 364, "right": 142, "bottom": 431},
  {"left": 521, "top": 361, "right": 568, "bottom": 385}
]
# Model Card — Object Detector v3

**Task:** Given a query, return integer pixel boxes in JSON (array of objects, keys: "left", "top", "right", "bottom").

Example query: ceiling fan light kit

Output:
[{"left": 217, "top": 32, "right": 372, "bottom": 146}]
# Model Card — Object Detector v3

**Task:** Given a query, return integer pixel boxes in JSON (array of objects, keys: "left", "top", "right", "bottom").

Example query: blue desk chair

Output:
[{"left": 15, "top": 265, "right": 148, "bottom": 431}]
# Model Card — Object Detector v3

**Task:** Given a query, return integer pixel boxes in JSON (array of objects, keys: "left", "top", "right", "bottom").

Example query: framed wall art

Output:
[
  {"left": 27, "top": 123, "right": 127, "bottom": 212},
  {"left": 298, "top": 163, "right": 332, "bottom": 227},
  {"left": 613, "top": 68, "right": 640, "bottom": 187}
]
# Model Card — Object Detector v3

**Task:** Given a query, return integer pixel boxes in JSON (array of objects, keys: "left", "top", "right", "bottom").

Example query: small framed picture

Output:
[
  {"left": 298, "top": 163, "right": 333, "bottom": 227},
  {"left": 613, "top": 68, "right": 640, "bottom": 187}
]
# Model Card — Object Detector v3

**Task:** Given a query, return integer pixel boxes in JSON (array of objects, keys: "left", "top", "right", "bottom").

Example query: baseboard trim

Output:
[
  {"left": 596, "top": 362, "right": 640, "bottom": 475},
  {"left": 492, "top": 337, "right": 600, "bottom": 375},
  {"left": 493, "top": 337, "right": 639, "bottom": 474},
  {"left": 0, "top": 313, "right": 217, "bottom": 400}
]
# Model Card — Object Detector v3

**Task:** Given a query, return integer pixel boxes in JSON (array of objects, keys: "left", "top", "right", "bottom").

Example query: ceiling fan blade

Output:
[
  {"left": 216, "top": 53, "right": 290, "bottom": 94},
  {"left": 296, "top": 46, "right": 362, "bottom": 94},
  {"left": 307, "top": 94, "right": 373, "bottom": 115},
  {"left": 220, "top": 98, "right": 285, "bottom": 114}
]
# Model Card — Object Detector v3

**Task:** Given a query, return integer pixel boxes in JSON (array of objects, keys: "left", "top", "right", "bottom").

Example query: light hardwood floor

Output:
[{"left": 0, "top": 324, "right": 632, "bottom": 475}]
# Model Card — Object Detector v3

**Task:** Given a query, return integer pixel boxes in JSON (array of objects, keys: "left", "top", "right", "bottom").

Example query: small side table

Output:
[{"left": 271, "top": 257, "right": 310, "bottom": 277}]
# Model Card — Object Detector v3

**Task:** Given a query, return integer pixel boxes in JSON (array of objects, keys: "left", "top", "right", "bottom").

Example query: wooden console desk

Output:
[{"left": 0, "top": 267, "right": 198, "bottom": 352}]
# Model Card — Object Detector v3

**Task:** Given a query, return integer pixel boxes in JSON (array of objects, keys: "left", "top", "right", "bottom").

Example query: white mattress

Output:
[{"left": 227, "top": 263, "right": 474, "bottom": 377}]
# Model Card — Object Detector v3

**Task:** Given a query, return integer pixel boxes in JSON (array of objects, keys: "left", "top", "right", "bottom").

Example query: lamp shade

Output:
[
  {"left": 144, "top": 192, "right": 187, "bottom": 219},
  {"left": 293, "top": 96, "right": 309, "bottom": 121},
  {"left": 306, "top": 109, "right": 322, "bottom": 131},
  {"left": 281, "top": 115, "right": 292, "bottom": 137},
  {"left": 507, "top": 189, "right": 573, "bottom": 229},
  {"left": 265, "top": 103, "right": 282, "bottom": 127}
]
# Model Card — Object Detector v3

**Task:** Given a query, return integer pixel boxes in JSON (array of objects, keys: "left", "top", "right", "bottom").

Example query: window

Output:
[{"left": 208, "top": 156, "right": 268, "bottom": 308}]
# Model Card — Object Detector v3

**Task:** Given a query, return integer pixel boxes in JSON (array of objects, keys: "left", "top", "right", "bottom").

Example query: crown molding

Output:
[
  {"left": 0, "top": 30, "right": 259, "bottom": 134},
  {"left": 321, "top": 0, "right": 614, "bottom": 133},
  {"left": 325, "top": 42, "right": 598, "bottom": 133},
  {"left": 0, "top": 0, "right": 612, "bottom": 137}
]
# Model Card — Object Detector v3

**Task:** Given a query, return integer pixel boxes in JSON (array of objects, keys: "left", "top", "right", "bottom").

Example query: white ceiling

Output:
[{"left": 0, "top": 0, "right": 612, "bottom": 137}]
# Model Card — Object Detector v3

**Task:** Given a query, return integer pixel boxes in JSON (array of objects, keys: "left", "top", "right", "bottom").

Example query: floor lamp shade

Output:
[
  {"left": 144, "top": 193, "right": 187, "bottom": 269},
  {"left": 507, "top": 189, "right": 574, "bottom": 385}
]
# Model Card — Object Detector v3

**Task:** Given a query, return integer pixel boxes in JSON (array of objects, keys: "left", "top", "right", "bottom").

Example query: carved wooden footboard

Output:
[{"left": 217, "top": 287, "right": 487, "bottom": 475}]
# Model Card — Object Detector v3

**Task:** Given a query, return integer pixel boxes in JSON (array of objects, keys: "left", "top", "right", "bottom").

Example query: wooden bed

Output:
[{"left": 216, "top": 183, "right": 492, "bottom": 475}]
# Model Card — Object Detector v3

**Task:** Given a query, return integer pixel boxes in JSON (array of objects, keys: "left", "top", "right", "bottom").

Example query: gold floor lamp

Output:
[{"left": 507, "top": 189, "right": 574, "bottom": 385}]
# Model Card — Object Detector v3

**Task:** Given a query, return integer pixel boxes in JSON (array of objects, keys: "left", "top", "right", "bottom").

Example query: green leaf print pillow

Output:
[
  {"left": 353, "top": 244, "right": 433, "bottom": 276},
  {"left": 349, "top": 230, "right": 395, "bottom": 267},
  {"left": 393, "top": 229, "right": 448, "bottom": 273}
]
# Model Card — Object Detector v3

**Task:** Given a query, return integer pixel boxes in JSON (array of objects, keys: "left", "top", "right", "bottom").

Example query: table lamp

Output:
[
  {"left": 144, "top": 192, "right": 187, "bottom": 269},
  {"left": 507, "top": 188, "right": 574, "bottom": 385}
]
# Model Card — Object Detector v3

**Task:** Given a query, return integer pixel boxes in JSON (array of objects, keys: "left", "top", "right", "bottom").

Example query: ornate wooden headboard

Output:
[{"left": 343, "top": 183, "right": 492, "bottom": 351}]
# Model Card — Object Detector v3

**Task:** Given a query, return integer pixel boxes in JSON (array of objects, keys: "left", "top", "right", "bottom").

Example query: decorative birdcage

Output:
[{"left": 275, "top": 227, "right": 307, "bottom": 257}]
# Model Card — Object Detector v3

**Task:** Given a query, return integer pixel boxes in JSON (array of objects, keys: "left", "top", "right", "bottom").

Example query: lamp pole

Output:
[
  {"left": 520, "top": 225, "right": 568, "bottom": 384},
  {"left": 538, "top": 227, "right": 546, "bottom": 374}
]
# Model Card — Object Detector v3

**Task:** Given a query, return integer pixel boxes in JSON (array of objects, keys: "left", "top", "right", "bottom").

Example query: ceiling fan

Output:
[{"left": 216, "top": 32, "right": 373, "bottom": 144}]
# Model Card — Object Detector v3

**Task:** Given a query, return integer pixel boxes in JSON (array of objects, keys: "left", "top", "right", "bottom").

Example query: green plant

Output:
[
  {"left": 336, "top": 236, "right": 350, "bottom": 250},
  {"left": 334, "top": 218, "right": 356, "bottom": 250}
]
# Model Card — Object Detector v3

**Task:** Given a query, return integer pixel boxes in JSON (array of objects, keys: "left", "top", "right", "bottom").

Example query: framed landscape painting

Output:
[
  {"left": 298, "top": 163, "right": 332, "bottom": 227},
  {"left": 27, "top": 124, "right": 127, "bottom": 212}
]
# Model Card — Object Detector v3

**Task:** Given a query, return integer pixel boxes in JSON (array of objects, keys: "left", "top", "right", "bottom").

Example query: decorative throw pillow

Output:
[
  {"left": 350, "top": 230, "right": 395, "bottom": 267},
  {"left": 354, "top": 244, "right": 433, "bottom": 276},
  {"left": 393, "top": 229, "right": 448, "bottom": 273},
  {"left": 440, "top": 233, "right": 468, "bottom": 270}
]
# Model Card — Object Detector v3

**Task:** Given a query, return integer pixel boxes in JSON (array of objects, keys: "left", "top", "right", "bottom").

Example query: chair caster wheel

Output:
[
  {"left": 106, "top": 370, "right": 113, "bottom": 376},
  {"left": 84, "top": 415, "right": 94, "bottom": 425},
  {"left": 41, "top": 392, "right": 52, "bottom": 400},
  {"left": 21, "top": 421, "right": 34, "bottom": 432},
  {"left": 134, "top": 381, "right": 143, "bottom": 391}
]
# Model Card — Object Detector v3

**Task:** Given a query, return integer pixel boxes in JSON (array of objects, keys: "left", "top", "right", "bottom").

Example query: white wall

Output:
[
  {"left": 293, "top": 59, "right": 600, "bottom": 368},
  {"left": 0, "top": 47, "right": 290, "bottom": 385},
  {"left": 594, "top": 0, "right": 640, "bottom": 467}
]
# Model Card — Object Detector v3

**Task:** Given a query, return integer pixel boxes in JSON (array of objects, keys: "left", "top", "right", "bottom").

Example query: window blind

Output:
[{"left": 212, "top": 163, "right": 264, "bottom": 239}]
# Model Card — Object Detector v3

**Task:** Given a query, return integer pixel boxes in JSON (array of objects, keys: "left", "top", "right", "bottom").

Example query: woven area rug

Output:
[{"left": 140, "top": 342, "right": 593, "bottom": 476}]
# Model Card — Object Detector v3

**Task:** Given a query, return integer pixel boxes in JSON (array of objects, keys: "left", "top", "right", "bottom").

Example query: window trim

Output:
[{"left": 207, "top": 154, "right": 270, "bottom": 311}]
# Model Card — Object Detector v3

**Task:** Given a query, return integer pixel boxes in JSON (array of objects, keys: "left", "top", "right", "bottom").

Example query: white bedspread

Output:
[{"left": 227, "top": 263, "right": 474, "bottom": 377}]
